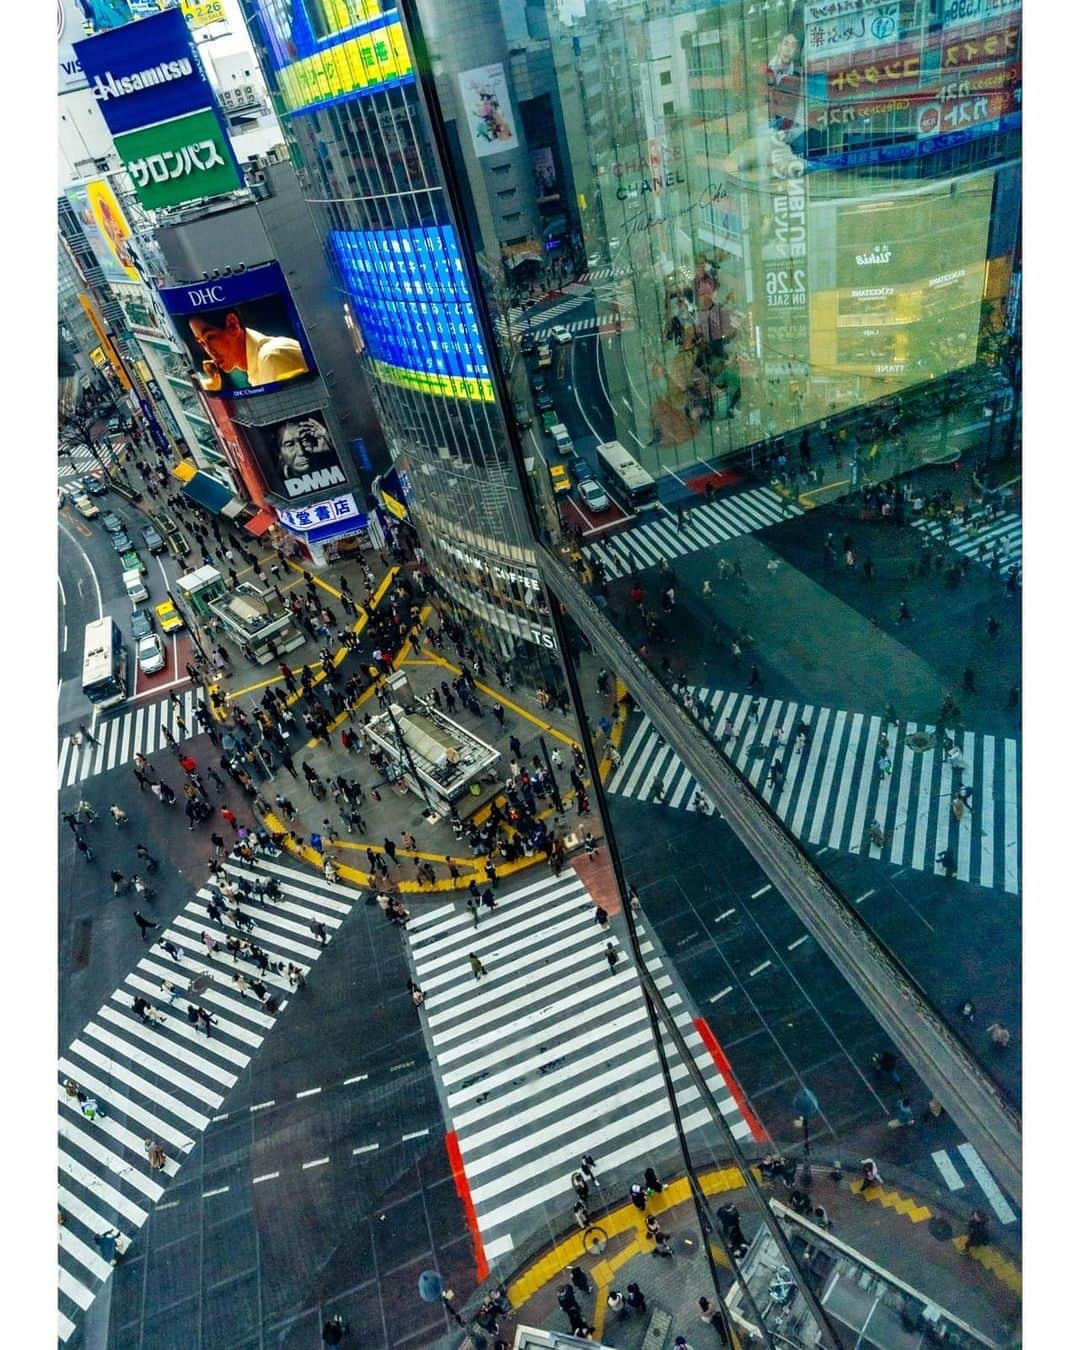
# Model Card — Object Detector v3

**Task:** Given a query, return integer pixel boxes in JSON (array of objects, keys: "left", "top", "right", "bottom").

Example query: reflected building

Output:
[{"left": 549, "top": 0, "right": 1020, "bottom": 474}]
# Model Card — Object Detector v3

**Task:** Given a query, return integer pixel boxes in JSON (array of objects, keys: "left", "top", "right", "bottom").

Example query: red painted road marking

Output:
[
  {"left": 685, "top": 468, "right": 746, "bottom": 495},
  {"left": 693, "top": 1017, "right": 768, "bottom": 1143},
  {"left": 445, "top": 1131, "right": 489, "bottom": 1282}
]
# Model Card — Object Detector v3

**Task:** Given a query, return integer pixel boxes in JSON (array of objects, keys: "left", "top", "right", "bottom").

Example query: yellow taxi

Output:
[
  {"left": 155, "top": 598, "right": 186, "bottom": 633},
  {"left": 549, "top": 462, "right": 572, "bottom": 495}
]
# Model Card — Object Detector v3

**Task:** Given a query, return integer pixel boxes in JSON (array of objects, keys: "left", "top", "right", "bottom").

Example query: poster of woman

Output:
[{"left": 458, "top": 63, "right": 519, "bottom": 158}]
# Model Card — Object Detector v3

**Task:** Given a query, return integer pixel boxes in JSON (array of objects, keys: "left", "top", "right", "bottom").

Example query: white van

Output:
[
  {"left": 550, "top": 423, "right": 574, "bottom": 455},
  {"left": 123, "top": 567, "right": 148, "bottom": 603}
]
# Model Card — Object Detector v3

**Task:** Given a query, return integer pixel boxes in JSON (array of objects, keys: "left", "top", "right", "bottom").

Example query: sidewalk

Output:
[{"left": 478, "top": 1161, "right": 1019, "bottom": 1349}]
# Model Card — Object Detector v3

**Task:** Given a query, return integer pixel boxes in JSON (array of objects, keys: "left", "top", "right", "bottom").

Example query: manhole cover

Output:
[
  {"left": 906, "top": 732, "right": 934, "bottom": 753},
  {"left": 928, "top": 1216, "right": 953, "bottom": 1242}
]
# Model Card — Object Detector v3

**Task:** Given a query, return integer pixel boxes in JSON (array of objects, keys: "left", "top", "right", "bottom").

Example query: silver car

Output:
[{"left": 578, "top": 477, "right": 610, "bottom": 513}]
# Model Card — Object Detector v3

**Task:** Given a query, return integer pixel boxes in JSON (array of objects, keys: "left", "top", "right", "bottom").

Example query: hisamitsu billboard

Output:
[{"left": 75, "top": 7, "right": 211, "bottom": 134}]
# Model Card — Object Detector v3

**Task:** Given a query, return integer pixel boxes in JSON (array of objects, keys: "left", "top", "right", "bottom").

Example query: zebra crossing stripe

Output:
[
  {"left": 585, "top": 488, "right": 801, "bottom": 577},
  {"left": 913, "top": 511, "right": 1021, "bottom": 577},
  {"left": 58, "top": 691, "right": 203, "bottom": 789},
  {"left": 56, "top": 857, "right": 359, "bottom": 1341},
  {"left": 932, "top": 1149, "right": 965, "bottom": 1191},
  {"left": 957, "top": 1143, "right": 1017, "bottom": 1224},
  {"left": 408, "top": 868, "right": 753, "bottom": 1259},
  {"left": 607, "top": 691, "right": 1019, "bottom": 894}
]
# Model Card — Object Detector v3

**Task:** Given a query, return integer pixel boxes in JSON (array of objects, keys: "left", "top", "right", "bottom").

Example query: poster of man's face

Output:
[
  {"left": 244, "top": 411, "right": 349, "bottom": 500},
  {"left": 159, "top": 264, "right": 316, "bottom": 399}
]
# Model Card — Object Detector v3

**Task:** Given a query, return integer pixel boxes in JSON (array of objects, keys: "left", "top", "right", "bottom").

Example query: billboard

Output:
[
  {"left": 809, "top": 174, "right": 994, "bottom": 380},
  {"left": 458, "top": 64, "right": 519, "bottom": 158},
  {"left": 64, "top": 179, "right": 140, "bottom": 286},
  {"left": 330, "top": 225, "right": 494, "bottom": 403},
  {"left": 251, "top": 1, "right": 413, "bottom": 115},
  {"left": 75, "top": 5, "right": 241, "bottom": 209},
  {"left": 242, "top": 412, "right": 349, "bottom": 500},
  {"left": 158, "top": 262, "right": 316, "bottom": 399},
  {"left": 114, "top": 107, "right": 240, "bottom": 209},
  {"left": 803, "top": 1, "right": 908, "bottom": 62}
]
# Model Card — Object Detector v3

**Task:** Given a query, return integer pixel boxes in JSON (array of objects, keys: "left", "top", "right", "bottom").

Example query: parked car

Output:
[
  {"left": 550, "top": 324, "right": 574, "bottom": 346},
  {"left": 540, "top": 410, "right": 559, "bottom": 435},
  {"left": 102, "top": 511, "right": 124, "bottom": 534},
  {"left": 155, "top": 599, "right": 185, "bottom": 633},
  {"left": 513, "top": 403, "right": 532, "bottom": 430},
  {"left": 136, "top": 632, "right": 166, "bottom": 674},
  {"left": 530, "top": 373, "right": 547, "bottom": 396},
  {"left": 119, "top": 548, "right": 146, "bottom": 574},
  {"left": 537, "top": 341, "right": 552, "bottom": 368},
  {"left": 130, "top": 608, "right": 154, "bottom": 640},
  {"left": 141, "top": 524, "right": 165, "bottom": 555},
  {"left": 519, "top": 332, "right": 537, "bottom": 357},
  {"left": 110, "top": 531, "right": 133, "bottom": 553},
  {"left": 549, "top": 462, "right": 572, "bottom": 495},
  {"left": 578, "top": 477, "right": 611, "bottom": 513},
  {"left": 535, "top": 390, "right": 555, "bottom": 413},
  {"left": 73, "top": 494, "right": 99, "bottom": 519}
]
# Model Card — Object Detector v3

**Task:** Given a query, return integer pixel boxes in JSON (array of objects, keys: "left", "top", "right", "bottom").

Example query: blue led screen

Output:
[{"left": 330, "top": 225, "right": 491, "bottom": 385}]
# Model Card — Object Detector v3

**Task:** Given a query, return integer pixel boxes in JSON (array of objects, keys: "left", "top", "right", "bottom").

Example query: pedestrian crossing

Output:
[
  {"left": 931, "top": 1142, "right": 1017, "bottom": 1225},
  {"left": 58, "top": 688, "right": 201, "bottom": 788},
  {"left": 56, "top": 855, "right": 357, "bottom": 1343},
  {"left": 500, "top": 293, "right": 585, "bottom": 336},
  {"left": 913, "top": 510, "right": 1021, "bottom": 581},
  {"left": 585, "top": 487, "right": 802, "bottom": 577},
  {"left": 578, "top": 264, "right": 634, "bottom": 287},
  {"left": 58, "top": 443, "right": 119, "bottom": 482},
  {"left": 406, "top": 867, "right": 755, "bottom": 1264},
  {"left": 607, "top": 689, "right": 1020, "bottom": 895}
]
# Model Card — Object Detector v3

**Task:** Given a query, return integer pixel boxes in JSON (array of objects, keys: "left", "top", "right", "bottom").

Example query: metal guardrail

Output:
[{"left": 536, "top": 548, "right": 1022, "bottom": 1208}]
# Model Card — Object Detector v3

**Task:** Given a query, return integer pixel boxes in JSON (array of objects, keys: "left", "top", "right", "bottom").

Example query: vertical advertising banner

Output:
[
  {"left": 157, "top": 263, "right": 317, "bottom": 399},
  {"left": 64, "top": 179, "right": 140, "bottom": 286},
  {"left": 458, "top": 64, "right": 519, "bottom": 158},
  {"left": 75, "top": 5, "right": 241, "bottom": 210}
]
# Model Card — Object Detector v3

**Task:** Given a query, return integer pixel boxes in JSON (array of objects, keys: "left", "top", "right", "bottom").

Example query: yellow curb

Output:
[
  {"left": 599, "top": 678, "right": 629, "bottom": 785},
  {"left": 420, "top": 648, "right": 580, "bottom": 748},
  {"left": 950, "top": 1237, "right": 1023, "bottom": 1295},
  {"left": 506, "top": 1165, "right": 745, "bottom": 1310}
]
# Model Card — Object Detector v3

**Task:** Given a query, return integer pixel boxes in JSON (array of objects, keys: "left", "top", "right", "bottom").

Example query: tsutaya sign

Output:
[{"left": 75, "top": 6, "right": 240, "bottom": 209}]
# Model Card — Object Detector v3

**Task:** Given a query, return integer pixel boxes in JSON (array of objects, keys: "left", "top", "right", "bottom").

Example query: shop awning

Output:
[
  {"left": 180, "top": 471, "right": 236, "bottom": 513},
  {"left": 243, "top": 507, "right": 277, "bottom": 537},
  {"left": 502, "top": 239, "right": 544, "bottom": 267}
]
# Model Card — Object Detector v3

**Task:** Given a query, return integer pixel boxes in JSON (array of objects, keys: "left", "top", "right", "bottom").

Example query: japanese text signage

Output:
[
  {"left": 114, "top": 108, "right": 238, "bottom": 209},
  {"left": 252, "top": 1, "right": 413, "bottom": 115},
  {"left": 941, "top": 0, "right": 1020, "bottom": 31},
  {"left": 276, "top": 494, "right": 361, "bottom": 532},
  {"left": 330, "top": 225, "right": 494, "bottom": 404},
  {"left": 75, "top": 6, "right": 241, "bottom": 209},
  {"left": 804, "top": 1, "right": 906, "bottom": 62}
]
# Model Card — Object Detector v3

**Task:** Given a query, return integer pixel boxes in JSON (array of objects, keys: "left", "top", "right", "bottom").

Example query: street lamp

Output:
[{"left": 793, "top": 1086, "right": 820, "bottom": 1188}]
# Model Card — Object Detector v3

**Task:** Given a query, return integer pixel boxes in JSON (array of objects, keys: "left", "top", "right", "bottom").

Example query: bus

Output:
[
  {"left": 81, "top": 617, "right": 128, "bottom": 709},
  {"left": 594, "top": 440, "right": 658, "bottom": 513}
]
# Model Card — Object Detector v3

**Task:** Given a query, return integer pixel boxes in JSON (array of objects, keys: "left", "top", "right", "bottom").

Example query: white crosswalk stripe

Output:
[
  {"left": 931, "top": 1144, "right": 1017, "bottom": 1224},
  {"left": 913, "top": 510, "right": 1021, "bottom": 581},
  {"left": 55, "top": 856, "right": 357, "bottom": 1341},
  {"left": 585, "top": 488, "right": 801, "bottom": 577},
  {"left": 58, "top": 689, "right": 200, "bottom": 788},
  {"left": 607, "top": 690, "right": 1020, "bottom": 895},
  {"left": 407, "top": 868, "right": 755, "bottom": 1263},
  {"left": 58, "top": 444, "right": 120, "bottom": 481}
]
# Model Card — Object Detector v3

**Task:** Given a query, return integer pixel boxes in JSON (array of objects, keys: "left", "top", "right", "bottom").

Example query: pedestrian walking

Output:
[
  {"left": 643, "top": 1166, "right": 665, "bottom": 1194},
  {"left": 568, "top": 1265, "right": 591, "bottom": 1295},
  {"left": 75, "top": 835, "right": 94, "bottom": 862},
  {"left": 468, "top": 951, "right": 488, "bottom": 980},
  {"left": 605, "top": 942, "right": 618, "bottom": 975},
  {"left": 890, "top": 1096, "right": 916, "bottom": 1128},
  {"left": 133, "top": 911, "right": 158, "bottom": 942},
  {"left": 625, "top": 1282, "right": 647, "bottom": 1312},
  {"left": 629, "top": 1182, "right": 647, "bottom": 1211},
  {"left": 109, "top": 804, "right": 129, "bottom": 826},
  {"left": 747, "top": 664, "right": 762, "bottom": 689},
  {"left": 159, "top": 938, "right": 181, "bottom": 962},
  {"left": 144, "top": 1139, "right": 167, "bottom": 1172},
  {"left": 571, "top": 1170, "right": 590, "bottom": 1202},
  {"left": 309, "top": 918, "right": 328, "bottom": 946},
  {"left": 221, "top": 807, "right": 239, "bottom": 834},
  {"left": 580, "top": 1152, "right": 600, "bottom": 1184},
  {"left": 698, "top": 1296, "right": 727, "bottom": 1333},
  {"left": 573, "top": 1200, "right": 589, "bottom": 1229},
  {"left": 859, "top": 1158, "right": 882, "bottom": 1191}
]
